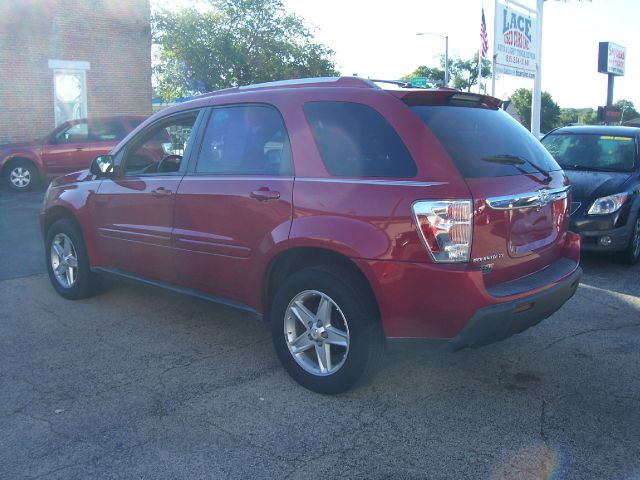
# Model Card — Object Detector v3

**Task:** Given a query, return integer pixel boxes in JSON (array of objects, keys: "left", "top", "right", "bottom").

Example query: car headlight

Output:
[{"left": 587, "top": 193, "right": 629, "bottom": 215}]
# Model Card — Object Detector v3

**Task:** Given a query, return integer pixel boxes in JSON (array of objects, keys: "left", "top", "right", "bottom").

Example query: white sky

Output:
[{"left": 281, "top": 0, "right": 639, "bottom": 109}]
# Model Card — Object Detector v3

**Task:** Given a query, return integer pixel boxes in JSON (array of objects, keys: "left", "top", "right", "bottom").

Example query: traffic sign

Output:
[{"left": 411, "top": 77, "right": 428, "bottom": 87}]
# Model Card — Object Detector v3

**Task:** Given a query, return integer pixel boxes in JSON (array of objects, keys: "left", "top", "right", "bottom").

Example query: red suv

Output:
[
  {"left": 41, "top": 77, "right": 582, "bottom": 393},
  {"left": 1, "top": 116, "right": 145, "bottom": 191}
]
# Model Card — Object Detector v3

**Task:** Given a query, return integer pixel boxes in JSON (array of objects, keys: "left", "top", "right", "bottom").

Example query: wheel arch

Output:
[
  {"left": 262, "top": 246, "right": 380, "bottom": 322},
  {"left": 1, "top": 154, "right": 44, "bottom": 177},
  {"left": 43, "top": 205, "right": 80, "bottom": 236}
]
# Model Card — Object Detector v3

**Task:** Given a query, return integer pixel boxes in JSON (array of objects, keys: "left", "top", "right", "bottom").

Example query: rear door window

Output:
[
  {"left": 196, "top": 104, "right": 293, "bottom": 176},
  {"left": 304, "top": 101, "right": 416, "bottom": 178},
  {"left": 90, "top": 120, "right": 128, "bottom": 141},
  {"left": 410, "top": 106, "right": 561, "bottom": 178}
]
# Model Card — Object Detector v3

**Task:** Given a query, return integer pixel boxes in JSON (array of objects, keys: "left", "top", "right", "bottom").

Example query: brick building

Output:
[{"left": 0, "top": 0, "right": 152, "bottom": 144}]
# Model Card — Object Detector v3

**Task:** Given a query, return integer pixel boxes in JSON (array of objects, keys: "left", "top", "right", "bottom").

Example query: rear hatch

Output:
[{"left": 405, "top": 92, "right": 570, "bottom": 285}]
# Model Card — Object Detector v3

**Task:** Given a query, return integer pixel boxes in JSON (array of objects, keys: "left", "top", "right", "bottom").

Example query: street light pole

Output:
[{"left": 416, "top": 32, "right": 449, "bottom": 87}]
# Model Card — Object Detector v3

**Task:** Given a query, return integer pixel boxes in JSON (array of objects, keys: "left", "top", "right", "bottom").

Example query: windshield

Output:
[
  {"left": 410, "top": 106, "right": 561, "bottom": 178},
  {"left": 541, "top": 133, "right": 637, "bottom": 172}
]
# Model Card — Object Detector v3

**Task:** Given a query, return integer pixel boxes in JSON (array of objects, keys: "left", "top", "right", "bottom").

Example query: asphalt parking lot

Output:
[{"left": 1, "top": 187, "right": 639, "bottom": 480}]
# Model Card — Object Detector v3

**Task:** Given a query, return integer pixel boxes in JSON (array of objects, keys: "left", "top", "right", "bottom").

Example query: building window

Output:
[{"left": 48, "top": 60, "right": 91, "bottom": 127}]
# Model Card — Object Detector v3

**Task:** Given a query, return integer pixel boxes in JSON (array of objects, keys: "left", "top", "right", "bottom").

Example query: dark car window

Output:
[
  {"left": 90, "top": 120, "right": 128, "bottom": 141},
  {"left": 304, "top": 101, "right": 416, "bottom": 178},
  {"left": 122, "top": 113, "right": 198, "bottom": 176},
  {"left": 56, "top": 121, "right": 89, "bottom": 143},
  {"left": 128, "top": 119, "right": 144, "bottom": 130},
  {"left": 541, "top": 133, "right": 637, "bottom": 172},
  {"left": 196, "top": 105, "right": 293, "bottom": 176},
  {"left": 410, "top": 106, "right": 561, "bottom": 178}
]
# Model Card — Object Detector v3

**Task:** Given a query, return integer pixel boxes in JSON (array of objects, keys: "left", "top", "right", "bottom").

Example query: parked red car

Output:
[
  {"left": 41, "top": 77, "right": 582, "bottom": 393},
  {"left": 1, "top": 116, "right": 145, "bottom": 191}
]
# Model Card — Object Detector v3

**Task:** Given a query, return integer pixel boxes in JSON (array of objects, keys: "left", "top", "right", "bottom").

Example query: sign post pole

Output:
[
  {"left": 597, "top": 41, "right": 626, "bottom": 125},
  {"left": 530, "top": 0, "right": 544, "bottom": 138}
]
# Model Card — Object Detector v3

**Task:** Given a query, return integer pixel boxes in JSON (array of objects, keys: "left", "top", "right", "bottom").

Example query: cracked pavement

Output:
[{"left": 1, "top": 190, "right": 639, "bottom": 479}]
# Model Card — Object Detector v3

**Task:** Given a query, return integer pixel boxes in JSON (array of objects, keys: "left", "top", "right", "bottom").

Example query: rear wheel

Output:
[
  {"left": 46, "top": 218, "right": 102, "bottom": 299},
  {"left": 270, "top": 267, "right": 383, "bottom": 394},
  {"left": 5, "top": 159, "right": 39, "bottom": 191},
  {"left": 621, "top": 215, "right": 640, "bottom": 265}
]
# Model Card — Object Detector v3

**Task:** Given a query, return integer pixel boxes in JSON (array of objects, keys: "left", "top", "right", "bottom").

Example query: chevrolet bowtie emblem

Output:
[{"left": 538, "top": 189, "right": 551, "bottom": 207}]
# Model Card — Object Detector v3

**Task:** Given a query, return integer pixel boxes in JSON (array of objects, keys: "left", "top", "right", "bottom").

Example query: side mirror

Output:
[{"left": 90, "top": 155, "right": 115, "bottom": 177}]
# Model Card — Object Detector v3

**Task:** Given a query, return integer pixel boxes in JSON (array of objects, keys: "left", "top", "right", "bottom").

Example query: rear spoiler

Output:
[{"left": 388, "top": 89, "right": 503, "bottom": 110}]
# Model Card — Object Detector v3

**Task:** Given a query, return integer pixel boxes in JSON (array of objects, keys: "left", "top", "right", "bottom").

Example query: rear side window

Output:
[
  {"left": 304, "top": 101, "right": 416, "bottom": 178},
  {"left": 411, "top": 106, "right": 561, "bottom": 178}
]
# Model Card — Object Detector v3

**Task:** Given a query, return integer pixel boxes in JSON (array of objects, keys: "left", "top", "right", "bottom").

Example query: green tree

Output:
[
  {"left": 579, "top": 109, "right": 597, "bottom": 125},
  {"left": 559, "top": 107, "right": 598, "bottom": 126},
  {"left": 450, "top": 52, "right": 492, "bottom": 92},
  {"left": 401, "top": 53, "right": 490, "bottom": 90},
  {"left": 510, "top": 88, "right": 561, "bottom": 133},
  {"left": 153, "top": 0, "right": 338, "bottom": 100},
  {"left": 614, "top": 99, "right": 639, "bottom": 123}
]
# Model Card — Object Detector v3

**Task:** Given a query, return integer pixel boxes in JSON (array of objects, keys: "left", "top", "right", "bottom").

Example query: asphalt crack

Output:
[{"left": 538, "top": 322, "right": 640, "bottom": 352}]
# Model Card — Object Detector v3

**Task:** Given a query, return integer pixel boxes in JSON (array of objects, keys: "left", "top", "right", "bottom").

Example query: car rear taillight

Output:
[{"left": 412, "top": 200, "right": 473, "bottom": 263}]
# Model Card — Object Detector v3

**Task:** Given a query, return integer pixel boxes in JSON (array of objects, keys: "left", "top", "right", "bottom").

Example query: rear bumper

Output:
[
  {"left": 448, "top": 266, "right": 581, "bottom": 349},
  {"left": 354, "top": 232, "right": 582, "bottom": 344}
]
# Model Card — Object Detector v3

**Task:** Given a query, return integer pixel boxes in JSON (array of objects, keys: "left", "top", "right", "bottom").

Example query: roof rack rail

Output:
[
  {"left": 368, "top": 79, "right": 416, "bottom": 89},
  {"left": 236, "top": 76, "right": 377, "bottom": 91}
]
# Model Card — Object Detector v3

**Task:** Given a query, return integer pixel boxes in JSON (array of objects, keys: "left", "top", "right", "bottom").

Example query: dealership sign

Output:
[
  {"left": 494, "top": 2, "right": 537, "bottom": 79},
  {"left": 598, "top": 42, "right": 626, "bottom": 76}
]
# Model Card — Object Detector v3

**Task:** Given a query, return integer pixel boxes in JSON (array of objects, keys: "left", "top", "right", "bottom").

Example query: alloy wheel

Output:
[
  {"left": 50, "top": 233, "right": 79, "bottom": 288},
  {"left": 284, "top": 290, "right": 350, "bottom": 376},
  {"left": 10, "top": 166, "right": 31, "bottom": 188}
]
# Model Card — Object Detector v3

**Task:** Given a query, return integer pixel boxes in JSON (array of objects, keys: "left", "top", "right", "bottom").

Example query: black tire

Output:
[
  {"left": 46, "top": 218, "right": 102, "bottom": 299},
  {"left": 621, "top": 215, "right": 640, "bottom": 265},
  {"left": 5, "top": 159, "right": 40, "bottom": 191},
  {"left": 270, "top": 266, "right": 383, "bottom": 394}
]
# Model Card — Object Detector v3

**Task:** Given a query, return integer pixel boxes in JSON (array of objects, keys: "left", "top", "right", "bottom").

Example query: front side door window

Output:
[
  {"left": 122, "top": 114, "right": 198, "bottom": 176},
  {"left": 56, "top": 121, "right": 90, "bottom": 143}
]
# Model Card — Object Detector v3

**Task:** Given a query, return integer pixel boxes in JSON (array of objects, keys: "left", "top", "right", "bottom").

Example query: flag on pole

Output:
[{"left": 480, "top": 7, "right": 489, "bottom": 57}]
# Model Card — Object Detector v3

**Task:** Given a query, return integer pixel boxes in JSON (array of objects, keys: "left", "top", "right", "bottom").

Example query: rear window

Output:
[
  {"left": 541, "top": 133, "right": 637, "bottom": 172},
  {"left": 411, "top": 106, "right": 561, "bottom": 178},
  {"left": 304, "top": 101, "right": 417, "bottom": 178}
]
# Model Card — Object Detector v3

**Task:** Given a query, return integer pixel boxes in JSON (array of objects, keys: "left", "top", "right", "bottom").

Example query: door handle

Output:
[
  {"left": 152, "top": 187, "right": 173, "bottom": 198},
  {"left": 250, "top": 188, "right": 280, "bottom": 201}
]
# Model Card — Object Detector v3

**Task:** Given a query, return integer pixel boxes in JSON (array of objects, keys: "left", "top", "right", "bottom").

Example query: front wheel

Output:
[
  {"left": 621, "top": 216, "right": 640, "bottom": 265},
  {"left": 46, "top": 218, "right": 102, "bottom": 299},
  {"left": 270, "top": 267, "right": 383, "bottom": 394},
  {"left": 6, "top": 160, "right": 40, "bottom": 191}
]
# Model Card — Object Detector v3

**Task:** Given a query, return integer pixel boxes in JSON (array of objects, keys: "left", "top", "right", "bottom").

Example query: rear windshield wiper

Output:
[{"left": 481, "top": 154, "right": 552, "bottom": 182}]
